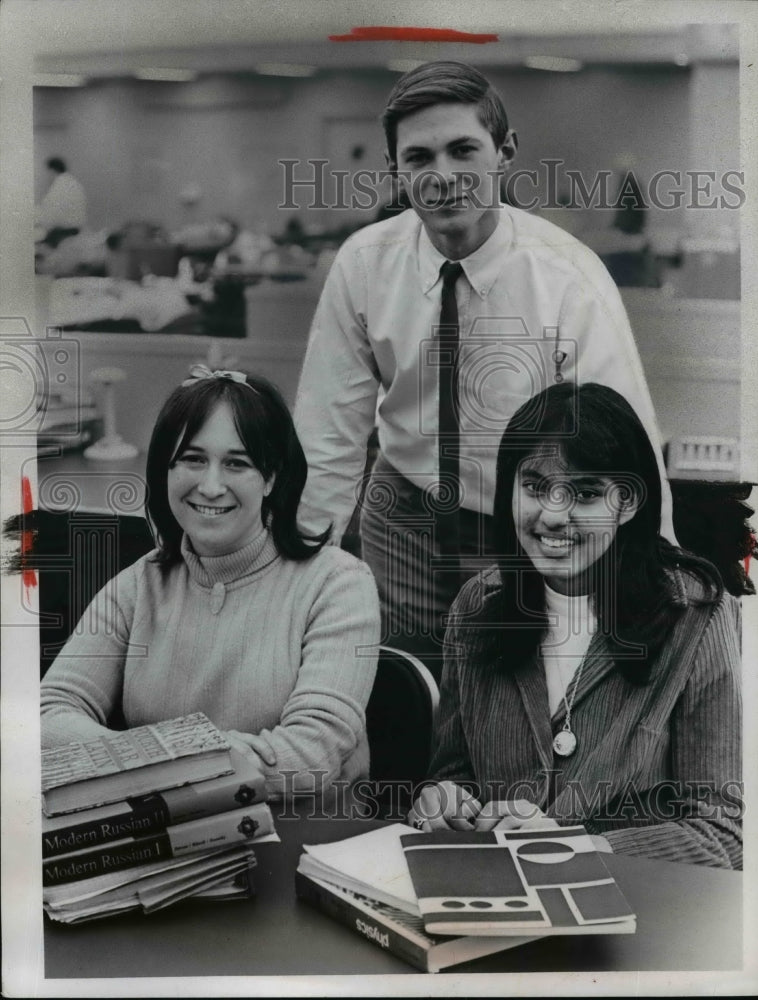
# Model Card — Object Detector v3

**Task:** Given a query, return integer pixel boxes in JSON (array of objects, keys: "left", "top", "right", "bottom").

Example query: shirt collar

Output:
[
  {"left": 180, "top": 528, "right": 278, "bottom": 587},
  {"left": 417, "top": 206, "right": 514, "bottom": 298}
]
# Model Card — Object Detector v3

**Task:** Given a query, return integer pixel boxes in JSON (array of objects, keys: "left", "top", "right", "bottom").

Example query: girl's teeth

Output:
[
  {"left": 192, "top": 503, "right": 232, "bottom": 515},
  {"left": 541, "top": 536, "right": 573, "bottom": 548}
]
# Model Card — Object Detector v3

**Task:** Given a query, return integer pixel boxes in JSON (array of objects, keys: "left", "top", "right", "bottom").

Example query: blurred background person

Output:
[{"left": 35, "top": 155, "right": 87, "bottom": 247}]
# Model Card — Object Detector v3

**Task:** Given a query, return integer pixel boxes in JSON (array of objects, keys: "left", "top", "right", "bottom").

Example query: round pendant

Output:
[{"left": 552, "top": 729, "right": 577, "bottom": 757}]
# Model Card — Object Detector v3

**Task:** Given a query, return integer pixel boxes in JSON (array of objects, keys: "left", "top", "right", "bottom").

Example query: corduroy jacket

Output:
[{"left": 430, "top": 565, "right": 742, "bottom": 869}]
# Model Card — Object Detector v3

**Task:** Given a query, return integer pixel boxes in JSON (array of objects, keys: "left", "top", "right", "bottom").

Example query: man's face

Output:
[{"left": 392, "top": 102, "right": 508, "bottom": 253}]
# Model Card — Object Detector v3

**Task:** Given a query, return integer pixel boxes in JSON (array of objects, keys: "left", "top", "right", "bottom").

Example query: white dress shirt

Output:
[{"left": 294, "top": 205, "right": 674, "bottom": 543}]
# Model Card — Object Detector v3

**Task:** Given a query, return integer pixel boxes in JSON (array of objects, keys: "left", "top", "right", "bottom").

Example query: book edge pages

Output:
[
  {"left": 40, "top": 712, "right": 230, "bottom": 792},
  {"left": 297, "top": 872, "right": 537, "bottom": 974},
  {"left": 42, "top": 755, "right": 234, "bottom": 816}
]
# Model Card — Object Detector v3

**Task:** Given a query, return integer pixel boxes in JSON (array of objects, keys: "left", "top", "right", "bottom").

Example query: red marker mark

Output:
[
  {"left": 746, "top": 531, "right": 756, "bottom": 580},
  {"left": 21, "top": 475, "right": 38, "bottom": 591},
  {"left": 329, "top": 26, "right": 498, "bottom": 44}
]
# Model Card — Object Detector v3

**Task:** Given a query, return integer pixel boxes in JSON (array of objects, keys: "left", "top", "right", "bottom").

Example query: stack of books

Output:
[
  {"left": 42, "top": 712, "right": 277, "bottom": 923},
  {"left": 296, "top": 823, "right": 636, "bottom": 973}
]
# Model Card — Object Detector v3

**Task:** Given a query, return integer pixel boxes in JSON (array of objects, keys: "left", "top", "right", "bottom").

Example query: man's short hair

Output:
[
  {"left": 46, "top": 157, "right": 67, "bottom": 174},
  {"left": 381, "top": 61, "right": 510, "bottom": 166}
]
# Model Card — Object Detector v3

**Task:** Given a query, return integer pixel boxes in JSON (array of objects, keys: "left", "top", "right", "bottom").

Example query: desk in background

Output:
[
  {"left": 35, "top": 328, "right": 311, "bottom": 458},
  {"left": 44, "top": 813, "right": 742, "bottom": 978}
]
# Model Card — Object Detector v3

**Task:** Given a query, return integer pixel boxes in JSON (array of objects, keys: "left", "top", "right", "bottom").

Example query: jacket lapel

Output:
[
  {"left": 511, "top": 631, "right": 618, "bottom": 773},
  {"left": 550, "top": 630, "right": 617, "bottom": 729},
  {"left": 514, "top": 656, "right": 555, "bottom": 773}
]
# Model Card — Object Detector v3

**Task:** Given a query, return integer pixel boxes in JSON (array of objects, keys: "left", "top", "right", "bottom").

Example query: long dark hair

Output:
[
  {"left": 486, "top": 382, "right": 721, "bottom": 682},
  {"left": 145, "top": 371, "right": 331, "bottom": 567}
]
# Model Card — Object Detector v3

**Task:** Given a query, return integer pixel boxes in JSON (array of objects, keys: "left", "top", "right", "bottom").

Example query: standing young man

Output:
[{"left": 294, "top": 61, "right": 673, "bottom": 678}]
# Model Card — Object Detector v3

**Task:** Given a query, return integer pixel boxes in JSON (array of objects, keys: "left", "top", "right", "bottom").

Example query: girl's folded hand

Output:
[
  {"left": 407, "top": 780, "right": 481, "bottom": 831},
  {"left": 473, "top": 799, "right": 558, "bottom": 832},
  {"left": 225, "top": 729, "right": 277, "bottom": 768}
]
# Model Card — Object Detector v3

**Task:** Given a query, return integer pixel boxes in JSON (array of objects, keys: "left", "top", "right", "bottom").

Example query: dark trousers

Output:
[{"left": 359, "top": 453, "right": 495, "bottom": 682}]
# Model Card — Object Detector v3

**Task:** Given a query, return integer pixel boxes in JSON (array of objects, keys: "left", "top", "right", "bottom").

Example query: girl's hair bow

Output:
[{"left": 181, "top": 364, "right": 258, "bottom": 392}]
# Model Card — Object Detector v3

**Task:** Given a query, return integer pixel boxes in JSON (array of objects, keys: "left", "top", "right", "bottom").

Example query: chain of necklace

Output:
[{"left": 551, "top": 655, "right": 586, "bottom": 758}]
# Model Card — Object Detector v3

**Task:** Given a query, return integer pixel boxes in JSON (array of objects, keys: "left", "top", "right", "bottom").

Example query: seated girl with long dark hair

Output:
[
  {"left": 41, "top": 366, "right": 381, "bottom": 800},
  {"left": 409, "top": 382, "right": 742, "bottom": 868}
]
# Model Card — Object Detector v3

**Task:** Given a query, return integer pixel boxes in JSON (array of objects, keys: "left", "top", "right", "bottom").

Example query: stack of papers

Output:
[{"left": 44, "top": 846, "right": 258, "bottom": 923}]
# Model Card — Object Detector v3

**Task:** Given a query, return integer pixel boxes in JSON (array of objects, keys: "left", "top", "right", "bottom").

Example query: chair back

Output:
[
  {"left": 365, "top": 645, "right": 440, "bottom": 814},
  {"left": 36, "top": 511, "right": 154, "bottom": 676}
]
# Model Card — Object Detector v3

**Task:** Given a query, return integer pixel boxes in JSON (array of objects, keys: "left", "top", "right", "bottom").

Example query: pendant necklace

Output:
[{"left": 552, "top": 657, "right": 586, "bottom": 758}]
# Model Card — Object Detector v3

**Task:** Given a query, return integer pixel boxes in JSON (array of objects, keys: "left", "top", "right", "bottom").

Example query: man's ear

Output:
[{"left": 498, "top": 129, "right": 518, "bottom": 169}]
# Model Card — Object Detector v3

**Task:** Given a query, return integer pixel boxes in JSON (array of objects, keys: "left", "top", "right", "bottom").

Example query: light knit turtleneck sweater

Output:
[
  {"left": 40, "top": 531, "right": 381, "bottom": 800},
  {"left": 541, "top": 585, "right": 597, "bottom": 717}
]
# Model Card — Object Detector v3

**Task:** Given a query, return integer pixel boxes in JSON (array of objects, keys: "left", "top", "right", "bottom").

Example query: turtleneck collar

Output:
[{"left": 180, "top": 529, "right": 279, "bottom": 589}]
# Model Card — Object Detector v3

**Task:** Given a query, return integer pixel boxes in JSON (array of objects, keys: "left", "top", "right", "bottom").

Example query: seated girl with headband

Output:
[
  {"left": 41, "top": 367, "right": 381, "bottom": 800},
  {"left": 409, "top": 382, "right": 742, "bottom": 868}
]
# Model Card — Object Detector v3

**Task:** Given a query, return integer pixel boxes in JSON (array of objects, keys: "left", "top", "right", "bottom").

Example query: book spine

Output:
[
  {"left": 43, "top": 834, "right": 175, "bottom": 886},
  {"left": 42, "top": 801, "right": 170, "bottom": 859},
  {"left": 156, "top": 764, "right": 267, "bottom": 824},
  {"left": 43, "top": 804, "right": 273, "bottom": 886},
  {"left": 294, "top": 872, "right": 430, "bottom": 973},
  {"left": 41, "top": 768, "right": 266, "bottom": 858}
]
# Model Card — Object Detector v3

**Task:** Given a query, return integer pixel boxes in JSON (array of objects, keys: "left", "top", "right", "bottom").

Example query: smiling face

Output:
[
  {"left": 512, "top": 448, "right": 639, "bottom": 596},
  {"left": 393, "top": 102, "right": 512, "bottom": 259},
  {"left": 167, "top": 401, "right": 272, "bottom": 556}
]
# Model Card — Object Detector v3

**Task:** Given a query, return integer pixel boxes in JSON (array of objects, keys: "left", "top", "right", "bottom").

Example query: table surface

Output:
[{"left": 44, "top": 813, "right": 743, "bottom": 980}]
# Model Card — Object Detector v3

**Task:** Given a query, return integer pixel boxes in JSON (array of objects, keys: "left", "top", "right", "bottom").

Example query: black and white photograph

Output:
[{"left": 1, "top": 1, "right": 756, "bottom": 996}]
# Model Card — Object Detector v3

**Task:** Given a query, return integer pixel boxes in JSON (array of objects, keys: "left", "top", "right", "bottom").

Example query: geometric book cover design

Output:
[{"left": 400, "top": 826, "right": 636, "bottom": 937}]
